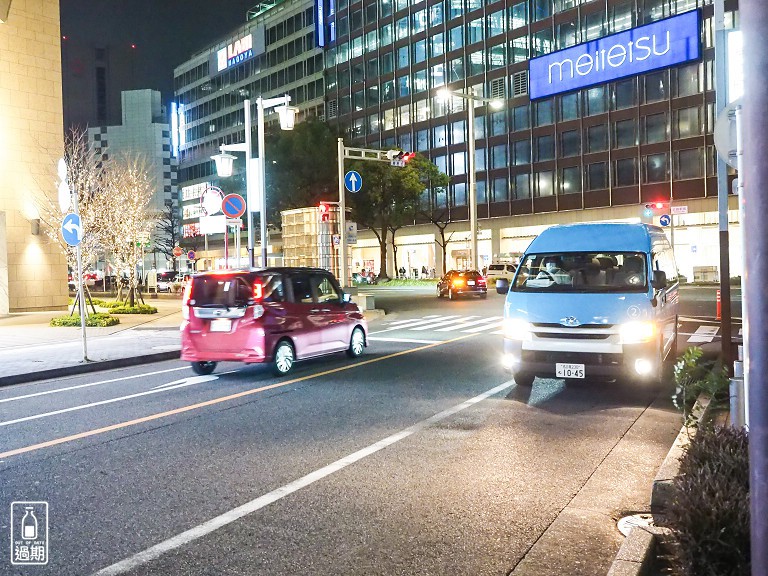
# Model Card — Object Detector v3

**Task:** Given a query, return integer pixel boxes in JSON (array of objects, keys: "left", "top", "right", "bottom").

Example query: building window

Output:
[
  {"left": 449, "top": 25, "right": 464, "bottom": 51},
  {"left": 396, "top": 17, "right": 409, "bottom": 39},
  {"left": 532, "top": 0, "right": 551, "bottom": 21},
  {"left": 467, "top": 18, "right": 484, "bottom": 44},
  {"left": 674, "top": 106, "right": 702, "bottom": 138},
  {"left": 560, "top": 130, "right": 580, "bottom": 157},
  {"left": 532, "top": 28, "right": 554, "bottom": 56},
  {"left": 559, "top": 93, "right": 580, "bottom": 121},
  {"left": 614, "top": 119, "right": 637, "bottom": 148},
  {"left": 453, "top": 182, "right": 467, "bottom": 206},
  {"left": 512, "top": 104, "right": 529, "bottom": 131},
  {"left": 674, "top": 148, "right": 704, "bottom": 180},
  {"left": 475, "top": 147, "right": 487, "bottom": 171},
  {"left": 491, "top": 143, "right": 508, "bottom": 169},
  {"left": 451, "top": 151, "right": 466, "bottom": 175},
  {"left": 397, "top": 46, "right": 410, "bottom": 69},
  {"left": 560, "top": 165, "right": 581, "bottom": 195},
  {"left": 433, "top": 124, "right": 447, "bottom": 147},
  {"left": 643, "top": 113, "right": 668, "bottom": 144},
  {"left": 535, "top": 170, "right": 554, "bottom": 197},
  {"left": 557, "top": 20, "right": 577, "bottom": 49},
  {"left": 416, "top": 129, "right": 429, "bottom": 151},
  {"left": 535, "top": 99, "right": 554, "bottom": 126},
  {"left": 511, "top": 36, "right": 529, "bottom": 63},
  {"left": 412, "top": 9, "right": 427, "bottom": 34},
  {"left": 582, "top": 10, "right": 606, "bottom": 41},
  {"left": 488, "top": 10, "right": 506, "bottom": 36},
  {"left": 587, "top": 162, "right": 608, "bottom": 190},
  {"left": 490, "top": 110, "right": 507, "bottom": 136},
  {"left": 510, "top": 2, "right": 528, "bottom": 29},
  {"left": 513, "top": 172, "right": 530, "bottom": 199},
  {"left": 451, "top": 119, "right": 466, "bottom": 145},
  {"left": 512, "top": 139, "right": 530, "bottom": 165},
  {"left": 614, "top": 158, "right": 637, "bottom": 186},
  {"left": 476, "top": 180, "right": 487, "bottom": 203},
  {"left": 431, "top": 32, "right": 445, "bottom": 58},
  {"left": 448, "top": 0, "right": 464, "bottom": 20},
  {"left": 536, "top": 134, "right": 555, "bottom": 161},
  {"left": 449, "top": 57, "right": 465, "bottom": 81},
  {"left": 643, "top": 153, "right": 669, "bottom": 183},
  {"left": 644, "top": 70, "right": 668, "bottom": 103},
  {"left": 584, "top": 86, "right": 607, "bottom": 115},
  {"left": 492, "top": 177, "right": 510, "bottom": 202},
  {"left": 612, "top": 79, "right": 637, "bottom": 110},
  {"left": 675, "top": 63, "right": 702, "bottom": 97},
  {"left": 587, "top": 124, "right": 608, "bottom": 153},
  {"left": 430, "top": 3, "right": 444, "bottom": 26},
  {"left": 414, "top": 40, "right": 427, "bottom": 63}
]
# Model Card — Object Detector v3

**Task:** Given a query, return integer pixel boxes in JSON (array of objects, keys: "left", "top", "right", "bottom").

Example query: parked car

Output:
[
  {"left": 485, "top": 262, "right": 517, "bottom": 282},
  {"left": 496, "top": 223, "right": 679, "bottom": 386},
  {"left": 181, "top": 267, "right": 368, "bottom": 376},
  {"left": 156, "top": 271, "right": 177, "bottom": 292},
  {"left": 436, "top": 270, "right": 487, "bottom": 300}
]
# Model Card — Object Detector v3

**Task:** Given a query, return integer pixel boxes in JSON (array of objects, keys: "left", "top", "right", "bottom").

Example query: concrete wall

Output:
[{"left": 0, "top": 0, "right": 68, "bottom": 312}]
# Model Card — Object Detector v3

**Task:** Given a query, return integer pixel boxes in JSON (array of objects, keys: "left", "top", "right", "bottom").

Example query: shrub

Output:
[
  {"left": 50, "top": 313, "right": 120, "bottom": 327},
  {"left": 672, "top": 346, "right": 729, "bottom": 424},
  {"left": 108, "top": 304, "right": 157, "bottom": 314},
  {"left": 664, "top": 425, "right": 750, "bottom": 576}
]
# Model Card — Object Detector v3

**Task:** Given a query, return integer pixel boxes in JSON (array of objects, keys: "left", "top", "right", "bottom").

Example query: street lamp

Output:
[
  {"left": 437, "top": 88, "right": 503, "bottom": 271},
  {"left": 212, "top": 96, "right": 298, "bottom": 267}
]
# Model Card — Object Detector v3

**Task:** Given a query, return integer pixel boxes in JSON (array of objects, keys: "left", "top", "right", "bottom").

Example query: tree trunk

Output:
[
  {"left": 391, "top": 228, "right": 398, "bottom": 278},
  {"left": 439, "top": 228, "right": 448, "bottom": 275},
  {"left": 378, "top": 226, "right": 389, "bottom": 280}
]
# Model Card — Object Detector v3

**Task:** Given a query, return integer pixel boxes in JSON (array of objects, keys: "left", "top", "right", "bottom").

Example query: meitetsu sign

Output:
[{"left": 529, "top": 10, "right": 701, "bottom": 100}]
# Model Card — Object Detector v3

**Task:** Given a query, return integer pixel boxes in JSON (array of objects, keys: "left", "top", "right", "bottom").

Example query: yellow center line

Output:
[{"left": 0, "top": 333, "right": 477, "bottom": 460}]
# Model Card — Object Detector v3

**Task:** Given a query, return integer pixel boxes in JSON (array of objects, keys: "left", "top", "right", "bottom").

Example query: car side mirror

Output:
[
  {"left": 651, "top": 270, "right": 667, "bottom": 290},
  {"left": 496, "top": 278, "right": 510, "bottom": 294},
  {"left": 342, "top": 293, "right": 352, "bottom": 304}
]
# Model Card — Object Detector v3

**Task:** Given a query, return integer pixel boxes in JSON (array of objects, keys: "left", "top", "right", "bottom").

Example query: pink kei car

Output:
[{"left": 181, "top": 268, "right": 368, "bottom": 376}]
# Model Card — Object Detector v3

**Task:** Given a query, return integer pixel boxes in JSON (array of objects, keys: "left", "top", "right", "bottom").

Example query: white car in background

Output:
[{"left": 485, "top": 262, "right": 517, "bottom": 282}]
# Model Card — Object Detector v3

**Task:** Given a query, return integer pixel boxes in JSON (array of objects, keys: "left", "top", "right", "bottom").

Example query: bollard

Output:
[{"left": 716, "top": 288, "right": 721, "bottom": 320}]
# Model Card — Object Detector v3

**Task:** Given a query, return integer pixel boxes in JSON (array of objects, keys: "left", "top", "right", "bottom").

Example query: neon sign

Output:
[
  {"left": 529, "top": 10, "right": 701, "bottom": 100},
  {"left": 217, "top": 34, "right": 254, "bottom": 72}
]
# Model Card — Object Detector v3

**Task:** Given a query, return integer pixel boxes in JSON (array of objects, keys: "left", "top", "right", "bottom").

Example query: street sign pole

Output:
[
  {"left": 338, "top": 138, "right": 347, "bottom": 288},
  {"left": 70, "top": 193, "right": 88, "bottom": 362}
]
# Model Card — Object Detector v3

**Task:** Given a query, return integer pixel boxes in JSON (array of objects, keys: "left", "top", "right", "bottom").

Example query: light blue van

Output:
[{"left": 496, "top": 223, "right": 679, "bottom": 386}]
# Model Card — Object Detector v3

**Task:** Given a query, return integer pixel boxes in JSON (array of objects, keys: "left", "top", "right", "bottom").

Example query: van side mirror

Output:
[
  {"left": 651, "top": 270, "right": 667, "bottom": 290},
  {"left": 496, "top": 278, "right": 510, "bottom": 294},
  {"left": 342, "top": 293, "right": 352, "bottom": 304}
]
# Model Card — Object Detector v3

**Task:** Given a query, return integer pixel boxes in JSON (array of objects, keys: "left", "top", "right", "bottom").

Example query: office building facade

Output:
[
  {"left": 321, "top": 0, "right": 741, "bottom": 281},
  {"left": 173, "top": 0, "right": 324, "bottom": 270}
]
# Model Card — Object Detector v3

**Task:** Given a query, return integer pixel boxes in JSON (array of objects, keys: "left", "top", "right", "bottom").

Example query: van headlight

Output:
[
  {"left": 504, "top": 318, "right": 533, "bottom": 341},
  {"left": 619, "top": 321, "right": 656, "bottom": 344}
]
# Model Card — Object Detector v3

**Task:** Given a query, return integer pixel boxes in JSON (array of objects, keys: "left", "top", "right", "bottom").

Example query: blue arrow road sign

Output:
[
  {"left": 659, "top": 214, "right": 672, "bottom": 227},
  {"left": 344, "top": 170, "right": 362, "bottom": 193},
  {"left": 61, "top": 213, "right": 83, "bottom": 246}
]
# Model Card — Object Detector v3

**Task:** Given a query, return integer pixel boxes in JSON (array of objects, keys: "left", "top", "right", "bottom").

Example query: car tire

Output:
[
  {"left": 513, "top": 372, "right": 535, "bottom": 387},
  {"left": 436, "top": 285, "right": 442, "bottom": 298},
  {"left": 347, "top": 326, "right": 366, "bottom": 358},
  {"left": 448, "top": 288, "right": 455, "bottom": 300},
  {"left": 272, "top": 339, "right": 295, "bottom": 376},
  {"left": 191, "top": 361, "right": 217, "bottom": 375},
  {"left": 480, "top": 292, "right": 487, "bottom": 299}
]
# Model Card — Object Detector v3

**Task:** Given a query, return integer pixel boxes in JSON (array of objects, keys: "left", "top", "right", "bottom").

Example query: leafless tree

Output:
[{"left": 153, "top": 200, "right": 181, "bottom": 271}]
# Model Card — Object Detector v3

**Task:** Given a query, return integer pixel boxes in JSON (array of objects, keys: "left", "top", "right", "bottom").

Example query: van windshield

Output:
[{"left": 512, "top": 252, "right": 647, "bottom": 293}]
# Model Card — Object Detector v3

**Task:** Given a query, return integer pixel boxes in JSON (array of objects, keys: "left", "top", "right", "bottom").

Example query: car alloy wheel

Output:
[
  {"left": 191, "top": 361, "right": 217, "bottom": 375},
  {"left": 273, "top": 340, "right": 295, "bottom": 375},
  {"left": 347, "top": 327, "right": 365, "bottom": 358}
]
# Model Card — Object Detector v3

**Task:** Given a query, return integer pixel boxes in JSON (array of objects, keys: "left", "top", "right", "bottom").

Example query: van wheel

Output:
[
  {"left": 347, "top": 327, "right": 366, "bottom": 358},
  {"left": 191, "top": 361, "right": 217, "bottom": 376},
  {"left": 272, "top": 340, "right": 295, "bottom": 376},
  {"left": 513, "top": 372, "right": 535, "bottom": 387}
]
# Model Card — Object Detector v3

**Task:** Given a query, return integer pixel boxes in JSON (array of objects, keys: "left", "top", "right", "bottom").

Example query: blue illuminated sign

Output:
[
  {"left": 529, "top": 10, "right": 701, "bottom": 100},
  {"left": 315, "top": 0, "right": 325, "bottom": 47}
]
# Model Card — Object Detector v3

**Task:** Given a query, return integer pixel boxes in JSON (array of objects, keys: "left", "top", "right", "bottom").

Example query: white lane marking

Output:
[
  {"left": 0, "top": 376, "right": 221, "bottom": 428},
  {"left": 367, "top": 336, "right": 442, "bottom": 344},
  {"left": 411, "top": 316, "right": 480, "bottom": 331},
  {"left": 678, "top": 315, "right": 743, "bottom": 323},
  {"left": 385, "top": 315, "right": 442, "bottom": 326},
  {"left": 92, "top": 380, "right": 515, "bottom": 576},
  {"left": 462, "top": 320, "right": 504, "bottom": 333},
  {"left": 0, "top": 367, "right": 190, "bottom": 405},
  {"left": 369, "top": 315, "right": 462, "bottom": 334},
  {"left": 687, "top": 325, "right": 719, "bottom": 343},
  {"left": 434, "top": 316, "right": 503, "bottom": 332},
  {"left": 151, "top": 375, "right": 219, "bottom": 390}
]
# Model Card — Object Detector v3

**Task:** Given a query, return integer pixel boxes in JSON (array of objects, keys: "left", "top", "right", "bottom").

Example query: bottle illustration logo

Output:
[
  {"left": 10, "top": 501, "right": 48, "bottom": 565},
  {"left": 21, "top": 507, "right": 38, "bottom": 540}
]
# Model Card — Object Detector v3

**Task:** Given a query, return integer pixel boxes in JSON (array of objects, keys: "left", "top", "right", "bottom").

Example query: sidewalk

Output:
[{"left": 0, "top": 294, "right": 385, "bottom": 387}]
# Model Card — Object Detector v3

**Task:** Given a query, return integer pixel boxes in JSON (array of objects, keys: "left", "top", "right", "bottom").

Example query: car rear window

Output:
[
  {"left": 191, "top": 273, "right": 285, "bottom": 307},
  {"left": 488, "top": 265, "right": 504, "bottom": 271}
]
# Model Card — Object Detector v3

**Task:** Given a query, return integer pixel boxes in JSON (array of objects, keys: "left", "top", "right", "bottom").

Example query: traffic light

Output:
[
  {"left": 386, "top": 150, "right": 416, "bottom": 167},
  {"left": 319, "top": 202, "right": 330, "bottom": 222},
  {"left": 643, "top": 201, "right": 667, "bottom": 218}
]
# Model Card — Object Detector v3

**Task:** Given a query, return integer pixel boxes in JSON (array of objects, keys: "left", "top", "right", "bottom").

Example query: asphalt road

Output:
[{"left": 0, "top": 287, "right": 688, "bottom": 575}]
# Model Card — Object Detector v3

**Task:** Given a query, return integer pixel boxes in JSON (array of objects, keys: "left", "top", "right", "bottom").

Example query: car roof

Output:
[
  {"left": 526, "top": 223, "right": 663, "bottom": 253},
  {"left": 193, "top": 267, "right": 335, "bottom": 277}
]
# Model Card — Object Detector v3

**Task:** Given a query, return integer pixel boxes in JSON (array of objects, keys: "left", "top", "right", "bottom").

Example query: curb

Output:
[
  {"left": 0, "top": 351, "right": 181, "bottom": 388},
  {"left": 606, "top": 393, "right": 713, "bottom": 576}
]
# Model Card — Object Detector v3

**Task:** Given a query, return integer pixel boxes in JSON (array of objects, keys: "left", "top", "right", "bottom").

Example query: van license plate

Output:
[
  {"left": 556, "top": 363, "right": 585, "bottom": 378},
  {"left": 209, "top": 318, "right": 232, "bottom": 333}
]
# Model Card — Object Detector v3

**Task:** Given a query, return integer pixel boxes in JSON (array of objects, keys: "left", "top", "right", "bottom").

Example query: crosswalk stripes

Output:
[{"left": 434, "top": 316, "right": 503, "bottom": 332}]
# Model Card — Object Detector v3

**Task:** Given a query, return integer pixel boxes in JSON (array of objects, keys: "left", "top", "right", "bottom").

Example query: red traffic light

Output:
[
  {"left": 388, "top": 150, "right": 415, "bottom": 166},
  {"left": 644, "top": 202, "right": 666, "bottom": 210}
]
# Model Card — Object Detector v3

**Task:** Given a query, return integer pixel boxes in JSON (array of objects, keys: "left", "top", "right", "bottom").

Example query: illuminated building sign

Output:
[
  {"left": 217, "top": 34, "right": 253, "bottom": 72},
  {"left": 529, "top": 10, "right": 701, "bottom": 100},
  {"left": 315, "top": 0, "right": 325, "bottom": 47}
]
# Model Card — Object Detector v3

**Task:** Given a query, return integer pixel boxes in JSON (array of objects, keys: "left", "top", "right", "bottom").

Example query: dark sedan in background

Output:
[{"left": 436, "top": 270, "right": 487, "bottom": 300}]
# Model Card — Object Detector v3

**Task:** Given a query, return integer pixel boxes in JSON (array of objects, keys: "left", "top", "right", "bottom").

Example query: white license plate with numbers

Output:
[
  {"left": 209, "top": 318, "right": 232, "bottom": 332},
  {"left": 556, "top": 363, "right": 585, "bottom": 378},
  {"left": 467, "top": 280, "right": 475, "bottom": 285}
]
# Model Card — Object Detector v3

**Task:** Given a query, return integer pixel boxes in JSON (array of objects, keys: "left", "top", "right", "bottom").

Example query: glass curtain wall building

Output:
[
  {"left": 321, "top": 0, "right": 741, "bottom": 280},
  {"left": 173, "top": 0, "right": 323, "bottom": 270}
]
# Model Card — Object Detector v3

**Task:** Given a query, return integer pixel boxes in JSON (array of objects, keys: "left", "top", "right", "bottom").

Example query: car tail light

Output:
[
  {"left": 253, "top": 281, "right": 264, "bottom": 301},
  {"left": 478, "top": 277, "right": 486, "bottom": 285},
  {"left": 452, "top": 278, "right": 465, "bottom": 287},
  {"left": 182, "top": 281, "right": 193, "bottom": 319}
]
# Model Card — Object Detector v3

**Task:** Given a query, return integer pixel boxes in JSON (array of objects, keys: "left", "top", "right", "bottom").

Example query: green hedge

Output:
[
  {"left": 108, "top": 304, "right": 158, "bottom": 314},
  {"left": 665, "top": 425, "right": 750, "bottom": 576},
  {"left": 50, "top": 313, "right": 120, "bottom": 327}
]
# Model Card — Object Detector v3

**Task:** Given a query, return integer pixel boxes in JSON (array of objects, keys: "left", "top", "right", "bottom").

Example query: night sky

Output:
[{"left": 60, "top": 0, "right": 259, "bottom": 97}]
